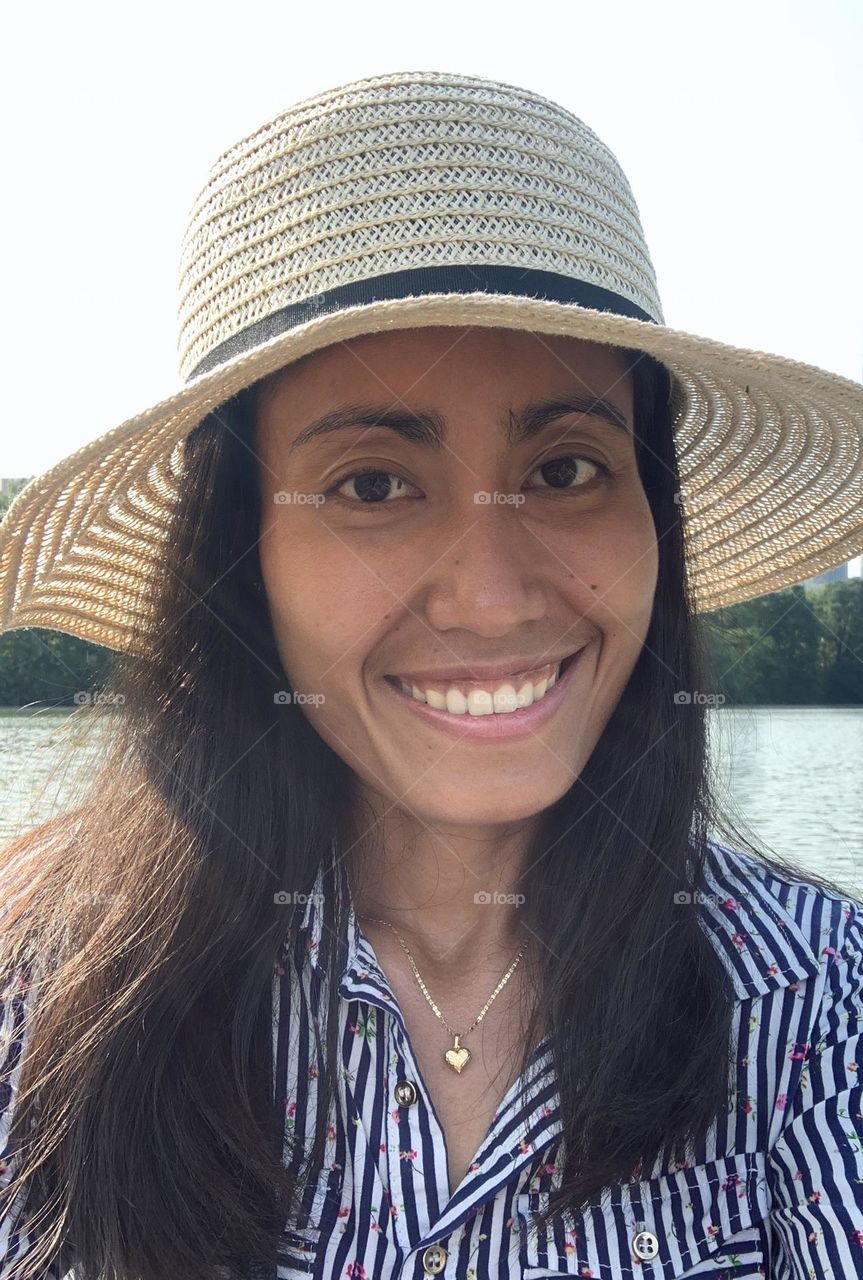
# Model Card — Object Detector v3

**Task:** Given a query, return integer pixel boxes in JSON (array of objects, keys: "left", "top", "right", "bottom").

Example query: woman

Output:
[{"left": 0, "top": 70, "right": 861, "bottom": 1280}]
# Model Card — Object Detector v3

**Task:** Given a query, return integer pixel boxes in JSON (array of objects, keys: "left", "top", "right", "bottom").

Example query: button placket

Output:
[
  {"left": 387, "top": 1015, "right": 453, "bottom": 1247},
  {"left": 382, "top": 1015, "right": 425, "bottom": 1252}
]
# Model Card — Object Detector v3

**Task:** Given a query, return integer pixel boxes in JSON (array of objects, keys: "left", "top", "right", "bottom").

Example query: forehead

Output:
[{"left": 256, "top": 326, "right": 633, "bottom": 416}]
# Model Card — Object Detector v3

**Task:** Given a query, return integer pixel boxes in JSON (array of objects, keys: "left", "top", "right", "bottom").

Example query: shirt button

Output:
[
  {"left": 394, "top": 1078, "right": 418, "bottom": 1107},
  {"left": 632, "top": 1229, "right": 659, "bottom": 1260},
  {"left": 421, "top": 1242, "right": 447, "bottom": 1274}
]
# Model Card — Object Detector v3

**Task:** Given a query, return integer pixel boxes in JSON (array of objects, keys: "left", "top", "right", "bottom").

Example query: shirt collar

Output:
[
  {"left": 294, "top": 839, "right": 822, "bottom": 1002},
  {"left": 297, "top": 852, "right": 397, "bottom": 999},
  {"left": 695, "top": 840, "right": 822, "bottom": 1000}
]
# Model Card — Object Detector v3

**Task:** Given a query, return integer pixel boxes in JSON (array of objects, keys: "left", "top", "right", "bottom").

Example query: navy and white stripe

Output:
[{"left": 3, "top": 841, "right": 863, "bottom": 1278}]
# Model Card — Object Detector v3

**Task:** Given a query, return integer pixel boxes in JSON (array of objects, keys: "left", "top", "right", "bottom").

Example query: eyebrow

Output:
[{"left": 288, "top": 393, "right": 630, "bottom": 452}]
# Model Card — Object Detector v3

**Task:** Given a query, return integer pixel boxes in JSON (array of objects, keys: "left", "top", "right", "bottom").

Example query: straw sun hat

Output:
[{"left": 2, "top": 69, "right": 861, "bottom": 656}]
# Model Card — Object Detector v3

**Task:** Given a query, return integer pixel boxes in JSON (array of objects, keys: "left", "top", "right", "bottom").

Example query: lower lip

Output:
[{"left": 381, "top": 648, "right": 587, "bottom": 742}]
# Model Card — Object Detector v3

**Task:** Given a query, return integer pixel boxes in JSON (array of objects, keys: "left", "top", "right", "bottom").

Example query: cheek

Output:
[
  {"left": 606, "top": 508, "right": 658, "bottom": 633},
  {"left": 258, "top": 519, "right": 393, "bottom": 680},
  {"left": 551, "top": 500, "right": 658, "bottom": 630}
]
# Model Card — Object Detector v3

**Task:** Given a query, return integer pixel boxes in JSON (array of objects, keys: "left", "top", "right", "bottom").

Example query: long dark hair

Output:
[{"left": 0, "top": 332, "right": 854, "bottom": 1279}]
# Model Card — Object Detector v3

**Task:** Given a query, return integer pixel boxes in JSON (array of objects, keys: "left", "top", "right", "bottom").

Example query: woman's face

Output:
[{"left": 255, "top": 326, "right": 658, "bottom": 827}]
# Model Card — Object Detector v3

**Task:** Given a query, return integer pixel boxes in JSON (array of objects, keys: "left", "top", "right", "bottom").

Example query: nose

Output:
[{"left": 420, "top": 499, "right": 548, "bottom": 636}]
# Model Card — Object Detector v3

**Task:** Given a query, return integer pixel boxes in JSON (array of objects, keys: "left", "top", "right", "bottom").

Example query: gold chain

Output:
[{"left": 359, "top": 914, "right": 530, "bottom": 1075}]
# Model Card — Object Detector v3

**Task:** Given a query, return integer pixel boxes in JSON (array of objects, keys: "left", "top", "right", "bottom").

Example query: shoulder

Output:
[
  {"left": 0, "top": 959, "right": 36, "bottom": 1142},
  {"left": 694, "top": 839, "right": 862, "bottom": 1004},
  {"left": 703, "top": 835, "right": 860, "bottom": 914},
  {"left": 696, "top": 844, "right": 863, "bottom": 1164}
]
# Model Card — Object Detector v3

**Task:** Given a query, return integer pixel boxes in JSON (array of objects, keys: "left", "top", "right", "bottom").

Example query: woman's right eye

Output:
[{"left": 326, "top": 469, "right": 421, "bottom": 506}]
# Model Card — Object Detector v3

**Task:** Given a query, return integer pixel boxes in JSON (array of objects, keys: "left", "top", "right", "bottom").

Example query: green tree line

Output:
[
  {"left": 1, "top": 479, "right": 861, "bottom": 706},
  {"left": 702, "top": 580, "right": 863, "bottom": 705}
]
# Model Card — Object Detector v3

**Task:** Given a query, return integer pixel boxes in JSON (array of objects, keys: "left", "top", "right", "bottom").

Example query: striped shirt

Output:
[{"left": 2, "top": 840, "right": 863, "bottom": 1278}]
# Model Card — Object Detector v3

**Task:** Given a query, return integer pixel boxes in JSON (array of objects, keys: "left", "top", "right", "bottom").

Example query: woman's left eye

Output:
[{"left": 527, "top": 454, "right": 605, "bottom": 490}]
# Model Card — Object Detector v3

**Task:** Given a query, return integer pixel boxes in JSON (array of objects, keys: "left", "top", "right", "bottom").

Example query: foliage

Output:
[{"left": 700, "top": 580, "right": 863, "bottom": 704}]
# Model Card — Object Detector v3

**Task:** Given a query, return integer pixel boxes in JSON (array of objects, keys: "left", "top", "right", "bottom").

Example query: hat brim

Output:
[{"left": 1, "top": 291, "right": 862, "bottom": 655}]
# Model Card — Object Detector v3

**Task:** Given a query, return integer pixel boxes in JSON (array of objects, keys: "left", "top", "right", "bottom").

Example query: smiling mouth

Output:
[{"left": 383, "top": 649, "right": 581, "bottom": 717}]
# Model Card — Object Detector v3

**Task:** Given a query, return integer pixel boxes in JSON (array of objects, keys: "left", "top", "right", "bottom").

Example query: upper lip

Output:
[{"left": 387, "top": 646, "right": 585, "bottom": 685}]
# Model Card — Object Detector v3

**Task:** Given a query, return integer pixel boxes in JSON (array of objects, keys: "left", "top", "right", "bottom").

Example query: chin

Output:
[{"left": 397, "top": 774, "right": 575, "bottom": 829}]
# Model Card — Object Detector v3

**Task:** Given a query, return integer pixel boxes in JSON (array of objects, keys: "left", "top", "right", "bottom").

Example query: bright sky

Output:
[{"left": 3, "top": 0, "right": 861, "bottom": 567}]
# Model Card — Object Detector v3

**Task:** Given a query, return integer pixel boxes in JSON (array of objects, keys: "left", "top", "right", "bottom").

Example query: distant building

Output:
[{"left": 803, "top": 562, "right": 849, "bottom": 588}]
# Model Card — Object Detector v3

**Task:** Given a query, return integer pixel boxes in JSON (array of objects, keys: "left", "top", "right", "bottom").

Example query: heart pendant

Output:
[{"left": 444, "top": 1035, "right": 471, "bottom": 1073}]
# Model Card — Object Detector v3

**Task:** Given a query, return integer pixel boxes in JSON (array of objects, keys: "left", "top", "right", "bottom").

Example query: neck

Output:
[{"left": 343, "top": 802, "right": 537, "bottom": 978}]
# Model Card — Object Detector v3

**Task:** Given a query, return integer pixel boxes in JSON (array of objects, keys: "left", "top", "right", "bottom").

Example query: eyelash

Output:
[{"left": 323, "top": 453, "right": 611, "bottom": 508}]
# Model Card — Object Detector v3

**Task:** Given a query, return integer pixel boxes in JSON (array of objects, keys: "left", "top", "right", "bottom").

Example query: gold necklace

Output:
[{"left": 359, "top": 914, "right": 530, "bottom": 1075}]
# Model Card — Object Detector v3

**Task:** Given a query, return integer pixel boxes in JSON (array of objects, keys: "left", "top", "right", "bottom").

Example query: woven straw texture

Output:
[{"left": 1, "top": 69, "right": 862, "bottom": 656}]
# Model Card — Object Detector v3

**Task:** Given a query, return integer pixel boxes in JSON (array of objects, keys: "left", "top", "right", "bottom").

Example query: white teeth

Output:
[
  {"left": 516, "top": 680, "right": 534, "bottom": 709},
  {"left": 467, "top": 689, "right": 493, "bottom": 716},
  {"left": 446, "top": 688, "right": 468, "bottom": 714},
  {"left": 493, "top": 684, "right": 517, "bottom": 713},
  {"left": 395, "top": 661, "right": 564, "bottom": 716}
]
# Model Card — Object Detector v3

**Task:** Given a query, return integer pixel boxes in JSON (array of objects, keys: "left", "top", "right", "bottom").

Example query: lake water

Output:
[{"left": 1, "top": 706, "right": 861, "bottom": 897}]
